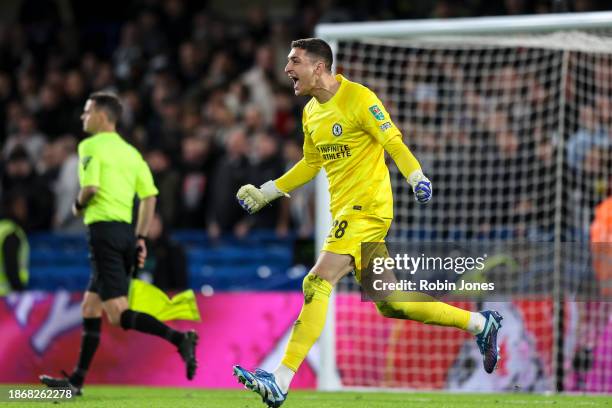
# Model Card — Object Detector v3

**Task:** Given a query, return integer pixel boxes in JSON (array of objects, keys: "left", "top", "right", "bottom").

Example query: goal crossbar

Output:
[{"left": 315, "top": 11, "right": 612, "bottom": 40}]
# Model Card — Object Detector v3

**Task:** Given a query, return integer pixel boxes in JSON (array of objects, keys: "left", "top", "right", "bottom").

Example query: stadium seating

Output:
[{"left": 27, "top": 230, "right": 300, "bottom": 292}]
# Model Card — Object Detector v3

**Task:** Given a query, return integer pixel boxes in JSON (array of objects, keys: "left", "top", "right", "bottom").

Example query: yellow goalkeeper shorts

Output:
[{"left": 322, "top": 214, "right": 391, "bottom": 282}]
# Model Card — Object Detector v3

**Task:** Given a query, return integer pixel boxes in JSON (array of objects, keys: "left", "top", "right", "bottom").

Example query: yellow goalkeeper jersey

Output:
[{"left": 302, "top": 74, "right": 402, "bottom": 219}]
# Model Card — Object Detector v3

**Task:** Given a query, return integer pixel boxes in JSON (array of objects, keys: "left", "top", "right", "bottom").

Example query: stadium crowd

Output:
[
  {"left": 0, "top": 0, "right": 318, "bottom": 238},
  {"left": 0, "top": 0, "right": 609, "bottom": 240}
]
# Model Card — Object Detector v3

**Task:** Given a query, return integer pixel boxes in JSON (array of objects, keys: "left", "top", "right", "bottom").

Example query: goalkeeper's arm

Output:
[
  {"left": 384, "top": 136, "right": 432, "bottom": 203},
  {"left": 236, "top": 158, "right": 320, "bottom": 214}
]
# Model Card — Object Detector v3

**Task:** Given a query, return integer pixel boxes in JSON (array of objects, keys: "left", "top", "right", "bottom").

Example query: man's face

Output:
[
  {"left": 284, "top": 47, "right": 320, "bottom": 96},
  {"left": 81, "top": 99, "right": 102, "bottom": 133}
]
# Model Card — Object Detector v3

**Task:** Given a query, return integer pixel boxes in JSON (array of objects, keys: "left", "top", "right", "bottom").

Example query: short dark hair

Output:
[
  {"left": 88, "top": 91, "right": 123, "bottom": 124},
  {"left": 291, "top": 38, "right": 333, "bottom": 72}
]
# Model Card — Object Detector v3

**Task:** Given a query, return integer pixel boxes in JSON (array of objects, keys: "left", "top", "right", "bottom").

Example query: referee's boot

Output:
[
  {"left": 178, "top": 330, "right": 199, "bottom": 380},
  {"left": 39, "top": 370, "right": 83, "bottom": 396}
]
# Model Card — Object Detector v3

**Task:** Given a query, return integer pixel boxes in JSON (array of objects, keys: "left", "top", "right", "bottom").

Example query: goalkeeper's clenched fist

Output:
[{"left": 236, "top": 181, "right": 289, "bottom": 214}]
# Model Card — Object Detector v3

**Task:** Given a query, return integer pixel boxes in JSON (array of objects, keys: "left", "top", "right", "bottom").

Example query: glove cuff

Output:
[
  {"left": 260, "top": 180, "right": 290, "bottom": 201},
  {"left": 408, "top": 169, "right": 429, "bottom": 187}
]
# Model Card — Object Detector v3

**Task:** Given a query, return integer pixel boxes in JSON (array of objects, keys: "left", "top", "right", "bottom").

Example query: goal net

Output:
[{"left": 316, "top": 15, "right": 612, "bottom": 393}]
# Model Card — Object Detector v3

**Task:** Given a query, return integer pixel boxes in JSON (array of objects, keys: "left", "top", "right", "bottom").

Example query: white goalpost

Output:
[{"left": 315, "top": 11, "right": 612, "bottom": 393}]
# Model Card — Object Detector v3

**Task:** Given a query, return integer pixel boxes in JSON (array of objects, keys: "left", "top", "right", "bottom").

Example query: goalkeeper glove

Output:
[
  {"left": 408, "top": 169, "right": 432, "bottom": 203},
  {"left": 236, "top": 181, "right": 289, "bottom": 214}
]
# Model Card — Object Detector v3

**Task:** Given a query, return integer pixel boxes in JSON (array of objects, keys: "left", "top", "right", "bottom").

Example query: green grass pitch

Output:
[{"left": 1, "top": 386, "right": 610, "bottom": 407}]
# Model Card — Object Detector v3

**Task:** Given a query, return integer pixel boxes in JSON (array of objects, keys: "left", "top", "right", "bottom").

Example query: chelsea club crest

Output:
[{"left": 332, "top": 123, "right": 343, "bottom": 136}]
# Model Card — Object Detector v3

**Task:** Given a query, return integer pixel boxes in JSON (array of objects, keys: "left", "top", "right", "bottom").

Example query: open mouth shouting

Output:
[{"left": 288, "top": 73, "right": 299, "bottom": 92}]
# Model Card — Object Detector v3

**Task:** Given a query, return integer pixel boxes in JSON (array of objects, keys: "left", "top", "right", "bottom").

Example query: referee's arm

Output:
[
  {"left": 135, "top": 195, "right": 156, "bottom": 239},
  {"left": 134, "top": 158, "right": 159, "bottom": 268},
  {"left": 76, "top": 140, "right": 101, "bottom": 216},
  {"left": 134, "top": 195, "right": 156, "bottom": 268},
  {"left": 73, "top": 186, "right": 98, "bottom": 216}
]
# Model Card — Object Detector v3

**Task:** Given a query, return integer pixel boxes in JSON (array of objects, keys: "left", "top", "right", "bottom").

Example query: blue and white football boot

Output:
[
  {"left": 233, "top": 365, "right": 287, "bottom": 408},
  {"left": 476, "top": 310, "right": 503, "bottom": 373}
]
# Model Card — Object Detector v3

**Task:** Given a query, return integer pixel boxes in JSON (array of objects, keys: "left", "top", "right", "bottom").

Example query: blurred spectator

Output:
[
  {"left": 16, "top": 71, "right": 39, "bottom": 114},
  {"left": 1, "top": 146, "right": 54, "bottom": 231},
  {"left": 567, "top": 105, "right": 609, "bottom": 172},
  {"left": 204, "top": 88, "right": 236, "bottom": 145},
  {"left": 3, "top": 112, "right": 46, "bottom": 163},
  {"left": 145, "top": 70, "right": 181, "bottom": 138},
  {"left": 242, "top": 44, "right": 279, "bottom": 126},
  {"left": 177, "top": 41, "right": 205, "bottom": 88},
  {"left": 0, "top": 71, "right": 13, "bottom": 143},
  {"left": 243, "top": 104, "right": 266, "bottom": 135},
  {"left": 63, "top": 70, "right": 88, "bottom": 136},
  {"left": 178, "top": 130, "right": 216, "bottom": 229},
  {"left": 149, "top": 96, "right": 184, "bottom": 160},
  {"left": 234, "top": 35, "right": 257, "bottom": 73},
  {"left": 201, "top": 50, "right": 235, "bottom": 91},
  {"left": 18, "top": 0, "right": 61, "bottom": 66},
  {"left": 39, "top": 136, "right": 81, "bottom": 232},
  {"left": 180, "top": 104, "right": 203, "bottom": 136},
  {"left": 4, "top": 102, "right": 25, "bottom": 141},
  {"left": 594, "top": 94, "right": 612, "bottom": 131},
  {"left": 207, "top": 127, "right": 250, "bottom": 239},
  {"left": 36, "top": 84, "right": 66, "bottom": 139},
  {"left": 140, "top": 213, "right": 188, "bottom": 291},
  {"left": 120, "top": 88, "right": 145, "bottom": 134},
  {"left": 0, "top": 24, "right": 24, "bottom": 73},
  {"left": 80, "top": 52, "right": 101, "bottom": 89},
  {"left": 273, "top": 87, "right": 299, "bottom": 138},
  {"left": 161, "top": 0, "right": 192, "bottom": 47},
  {"left": 283, "top": 138, "right": 314, "bottom": 238},
  {"left": 573, "top": 145, "right": 612, "bottom": 234},
  {"left": 224, "top": 82, "right": 250, "bottom": 122},
  {"left": 245, "top": 6, "right": 271, "bottom": 43},
  {"left": 146, "top": 148, "right": 181, "bottom": 228},
  {"left": 91, "top": 61, "right": 116, "bottom": 92},
  {"left": 136, "top": 8, "right": 168, "bottom": 58},
  {"left": 249, "top": 131, "right": 289, "bottom": 236},
  {"left": 0, "top": 190, "right": 29, "bottom": 295},
  {"left": 113, "top": 22, "right": 143, "bottom": 88}
]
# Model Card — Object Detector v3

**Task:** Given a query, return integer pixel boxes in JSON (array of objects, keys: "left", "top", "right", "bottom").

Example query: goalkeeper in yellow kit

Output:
[{"left": 233, "top": 38, "right": 502, "bottom": 407}]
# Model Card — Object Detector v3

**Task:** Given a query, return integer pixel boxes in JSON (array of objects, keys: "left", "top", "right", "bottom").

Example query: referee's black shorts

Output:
[{"left": 86, "top": 221, "right": 136, "bottom": 301}]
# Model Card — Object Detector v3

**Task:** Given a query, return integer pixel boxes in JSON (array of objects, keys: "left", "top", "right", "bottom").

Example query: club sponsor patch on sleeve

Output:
[{"left": 379, "top": 122, "right": 392, "bottom": 131}]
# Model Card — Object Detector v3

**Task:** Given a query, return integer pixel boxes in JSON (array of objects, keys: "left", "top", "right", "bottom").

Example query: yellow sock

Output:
[
  {"left": 281, "top": 273, "right": 332, "bottom": 372},
  {"left": 376, "top": 291, "right": 470, "bottom": 330}
]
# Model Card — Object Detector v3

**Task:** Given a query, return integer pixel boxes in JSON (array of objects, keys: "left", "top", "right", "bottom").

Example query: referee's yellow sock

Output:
[
  {"left": 280, "top": 273, "right": 333, "bottom": 373},
  {"left": 375, "top": 291, "right": 471, "bottom": 330}
]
